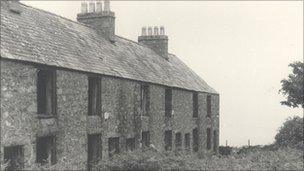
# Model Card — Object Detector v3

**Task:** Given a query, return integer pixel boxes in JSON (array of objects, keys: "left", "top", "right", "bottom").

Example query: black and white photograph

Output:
[{"left": 0, "top": 0, "right": 303, "bottom": 170}]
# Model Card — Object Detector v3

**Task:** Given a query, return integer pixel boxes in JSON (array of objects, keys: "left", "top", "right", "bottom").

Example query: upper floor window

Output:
[
  {"left": 140, "top": 84, "right": 150, "bottom": 116},
  {"left": 193, "top": 92, "right": 198, "bottom": 118},
  {"left": 88, "top": 76, "right": 101, "bottom": 116},
  {"left": 165, "top": 88, "right": 172, "bottom": 117},
  {"left": 37, "top": 69, "right": 56, "bottom": 117},
  {"left": 207, "top": 95, "right": 211, "bottom": 118}
]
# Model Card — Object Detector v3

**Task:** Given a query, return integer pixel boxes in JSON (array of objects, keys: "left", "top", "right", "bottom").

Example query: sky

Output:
[{"left": 21, "top": 0, "right": 303, "bottom": 146}]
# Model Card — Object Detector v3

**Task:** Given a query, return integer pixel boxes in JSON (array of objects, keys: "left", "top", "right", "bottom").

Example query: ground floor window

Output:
[
  {"left": 213, "top": 130, "right": 218, "bottom": 152},
  {"left": 207, "top": 128, "right": 212, "bottom": 150},
  {"left": 184, "top": 133, "right": 190, "bottom": 151},
  {"left": 164, "top": 130, "right": 173, "bottom": 151},
  {"left": 126, "top": 138, "right": 135, "bottom": 152},
  {"left": 142, "top": 131, "right": 150, "bottom": 147},
  {"left": 4, "top": 145, "right": 24, "bottom": 170},
  {"left": 108, "top": 137, "right": 120, "bottom": 157},
  {"left": 88, "top": 134, "right": 102, "bottom": 170},
  {"left": 192, "top": 128, "right": 199, "bottom": 152},
  {"left": 36, "top": 136, "right": 57, "bottom": 165},
  {"left": 175, "top": 132, "right": 182, "bottom": 150}
]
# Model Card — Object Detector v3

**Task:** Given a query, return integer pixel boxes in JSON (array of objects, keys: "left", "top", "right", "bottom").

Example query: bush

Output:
[{"left": 275, "top": 116, "right": 303, "bottom": 149}]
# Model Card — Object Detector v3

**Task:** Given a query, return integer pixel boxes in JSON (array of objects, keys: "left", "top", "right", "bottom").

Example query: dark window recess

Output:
[
  {"left": 213, "top": 130, "right": 218, "bottom": 152},
  {"left": 164, "top": 130, "right": 173, "bottom": 151},
  {"left": 88, "top": 134, "right": 102, "bottom": 169},
  {"left": 37, "top": 69, "right": 56, "bottom": 117},
  {"left": 140, "top": 84, "right": 150, "bottom": 116},
  {"left": 36, "top": 136, "right": 57, "bottom": 165},
  {"left": 88, "top": 77, "right": 101, "bottom": 116},
  {"left": 184, "top": 133, "right": 190, "bottom": 150},
  {"left": 193, "top": 92, "right": 198, "bottom": 118},
  {"left": 142, "top": 131, "right": 150, "bottom": 147},
  {"left": 207, "top": 128, "right": 212, "bottom": 150},
  {"left": 126, "top": 138, "right": 135, "bottom": 152},
  {"left": 4, "top": 145, "right": 24, "bottom": 171},
  {"left": 207, "top": 95, "right": 212, "bottom": 118},
  {"left": 165, "top": 88, "right": 172, "bottom": 117},
  {"left": 175, "top": 132, "right": 182, "bottom": 150},
  {"left": 108, "top": 137, "right": 119, "bottom": 157},
  {"left": 192, "top": 128, "right": 199, "bottom": 152}
]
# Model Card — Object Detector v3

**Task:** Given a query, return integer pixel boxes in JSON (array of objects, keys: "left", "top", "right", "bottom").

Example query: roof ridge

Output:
[
  {"left": 18, "top": 2, "right": 157, "bottom": 53},
  {"left": 18, "top": 2, "right": 93, "bottom": 31}
]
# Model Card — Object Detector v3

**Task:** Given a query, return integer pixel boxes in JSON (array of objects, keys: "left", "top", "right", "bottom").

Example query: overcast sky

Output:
[{"left": 21, "top": 0, "right": 303, "bottom": 146}]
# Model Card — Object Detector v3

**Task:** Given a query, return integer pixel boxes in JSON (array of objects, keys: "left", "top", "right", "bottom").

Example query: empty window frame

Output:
[
  {"left": 88, "top": 134, "right": 102, "bottom": 168},
  {"left": 165, "top": 88, "right": 172, "bottom": 117},
  {"left": 193, "top": 92, "right": 198, "bottom": 118},
  {"left": 126, "top": 138, "right": 135, "bottom": 152},
  {"left": 140, "top": 84, "right": 150, "bottom": 116},
  {"left": 108, "top": 137, "right": 119, "bottom": 157},
  {"left": 88, "top": 76, "right": 101, "bottom": 116},
  {"left": 164, "top": 130, "right": 173, "bottom": 151},
  {"left": 206, "top": 128, "right": 212, "bottom": 150},
  {"left": 36, "top": 136, "right": 57, "bottom": 165},
  {"left": 37, "top": 69, "right": 56, "bottom": 117},
  {"left": 213, "top": 130, "right": 218, "bottom": 152},
  {"left": 207, "top": 95, "right": 211, "bottom": 118},
  {"left": 184, "top": 133, "right": 190, "bottom": 150},
  {"left": 142, "top": 131, "right": 150, "bottom": 147},
  {"left": 192, "top": 128, "right": 199, "bottom": 152},
  {"left": 175, "top": 132, "right": 182, "bottom": 150},
  {"left": 4, "top": 145, "right": 24, "bottom": 170}
]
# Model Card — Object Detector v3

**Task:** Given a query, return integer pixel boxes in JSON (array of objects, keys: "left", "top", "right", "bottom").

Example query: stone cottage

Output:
[{"left": 0, "top": 0, "right": 219, "bottom": 170}]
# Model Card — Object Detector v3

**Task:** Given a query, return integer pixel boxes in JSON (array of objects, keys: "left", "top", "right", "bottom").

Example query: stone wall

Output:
[
  {"left": 0, "top": 59, "right": 219, "bottom": 169},
  {"left": 0, "top": 60, "right": 38, "bottom": 168}
]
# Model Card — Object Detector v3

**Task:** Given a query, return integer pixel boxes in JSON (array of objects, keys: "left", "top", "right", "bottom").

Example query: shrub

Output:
[{"left": 275, "top": 116, "right": 304, "bottom": 149}]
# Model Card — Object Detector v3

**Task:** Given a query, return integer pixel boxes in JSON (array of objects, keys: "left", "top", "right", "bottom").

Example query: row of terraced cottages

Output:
[{"left": 1, "top": 1, "right": 219, "bottom": 170}]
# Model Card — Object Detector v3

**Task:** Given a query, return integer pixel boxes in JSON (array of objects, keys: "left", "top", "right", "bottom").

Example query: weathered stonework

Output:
[{"left": 1, "top": 59, "right": 219, "bottom": 169}]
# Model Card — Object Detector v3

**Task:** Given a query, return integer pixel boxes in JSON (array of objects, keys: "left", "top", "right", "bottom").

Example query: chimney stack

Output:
[
  {"left": 77, "top": 0, "right": 115, "bottom": 42},
  {"left": 138, "top": 26, "right": 169, "bottom": 60}
]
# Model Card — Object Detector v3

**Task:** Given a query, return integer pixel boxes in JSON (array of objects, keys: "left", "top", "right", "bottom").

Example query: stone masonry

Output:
[{"left": 1, "top": 59, "right": 219, "bottom": 169}]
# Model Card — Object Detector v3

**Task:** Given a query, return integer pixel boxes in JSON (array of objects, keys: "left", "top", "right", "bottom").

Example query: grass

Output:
[
  {"left": 3, "top": 146, "right": 302, "bottom": 170},
  {"left": 95, "top": 146, "right": 304, "bottom": 171}
]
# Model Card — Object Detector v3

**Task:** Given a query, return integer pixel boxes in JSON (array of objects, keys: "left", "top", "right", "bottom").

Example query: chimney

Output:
[
  {"left": 138, "top": 26, "right": 169, "bottom": 60},
  {"left": 77, "top": 0, "right": 115, "bottom": 42}
]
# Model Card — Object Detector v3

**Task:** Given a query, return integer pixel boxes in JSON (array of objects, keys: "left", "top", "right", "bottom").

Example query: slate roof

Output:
[{"left": 0, "top": 1, "right": 218, "bottom": 94}]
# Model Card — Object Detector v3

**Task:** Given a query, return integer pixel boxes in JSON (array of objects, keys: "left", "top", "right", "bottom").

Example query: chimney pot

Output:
[
  {"left": 81, "top": 2, "right": 88, "bottom": 14},
  {"left": 104, "top": 0, "right": 110, "bottom": 12},
  {"left": 154, "top": 26, "right": 159, "bottom": 35},
  {"left": 96, "top": 1, "right": 102, "bottom": 12},
  {"left": 88, "top": 2, "right": 95, "bottom": 13},
  {"left": 142, "top": 27, "right": 147, "bottom": 36},
  {"left": 160, "top": 26, "right": 165, "bottom": 35},
  {"left": 148, "top": 27, "right": 153, "bottom": 36}
]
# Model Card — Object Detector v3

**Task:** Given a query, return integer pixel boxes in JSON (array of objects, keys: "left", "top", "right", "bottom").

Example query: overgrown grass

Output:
[
  {"left": 2, "top": 146, "right": 302, "bottom": 170},
  {"left": 95, "top": 146, "right": 303, "bottom": 171}
]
